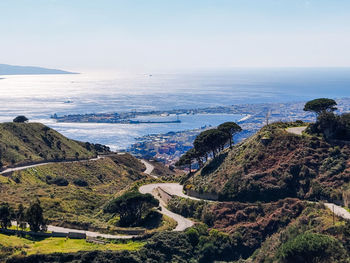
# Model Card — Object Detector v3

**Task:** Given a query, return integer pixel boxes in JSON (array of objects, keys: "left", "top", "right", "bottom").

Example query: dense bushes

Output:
[
  {"left": 309, "top": 112, "right": 350, "bottom": 141},
  {"left": 46, "top": 176, "right": 69, "bottom": 186},
  {"left": 276, "top": 232, "right": 347, "bottom": 263},
  {"left": 73, "top": 179, "right": 88, "bottom": 187}
]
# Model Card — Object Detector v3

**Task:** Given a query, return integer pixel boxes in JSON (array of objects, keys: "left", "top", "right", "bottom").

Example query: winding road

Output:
[
  {"left": 139, "top": 183, "right": 197, "bottom": 231},
  {"left": 4, "top": 157, "right": 195, "bottom": 237},
  {"left": 5, "top": 149, "right": 349, "bottom": 238}
]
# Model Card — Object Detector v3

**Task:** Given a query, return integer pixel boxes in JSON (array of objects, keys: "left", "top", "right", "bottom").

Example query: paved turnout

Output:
[{"left": 286, "top": 126, "right": 307, "bottom": 135}]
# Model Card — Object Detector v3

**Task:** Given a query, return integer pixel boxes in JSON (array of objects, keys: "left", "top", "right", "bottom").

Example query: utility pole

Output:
[
  {"left": 266, "top": 110, "right": 271, "bottom": 126},
  {"left": 333, "top": 204, "right": 335, "bottom": 225}
]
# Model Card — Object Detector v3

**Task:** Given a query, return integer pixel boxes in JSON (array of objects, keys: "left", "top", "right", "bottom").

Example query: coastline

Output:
[{"left": 238, "top": 114, "right": 252, "bottom": 123}]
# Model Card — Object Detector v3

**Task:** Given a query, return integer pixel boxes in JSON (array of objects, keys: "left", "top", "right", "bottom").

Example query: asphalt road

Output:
[
  {"left": 11, "top": 221, "right": 133, "bottom": 239},
  {"left": 139, "top": 183, "right": 196, "bottom": 231},
  {"left": 0, "top": 156, "right": 102, "bottom": 175},
  {"left": 140, "top": 159, "right": 156, "bottom": 178},
  {"left": 324, "top": 203, "right": 350, "bottom": 220}
]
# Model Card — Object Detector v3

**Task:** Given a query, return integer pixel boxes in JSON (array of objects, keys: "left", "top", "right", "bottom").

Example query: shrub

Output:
[
  {"left": 104, "top": 191, "right": 159, "bottom": 227},
  {"left": 276, "top": 232, "right": 346, "bottom": 263},
  {"left": 73, "top": 179, "right": 88, "bottom": 187},
  {"left": 46, "top": 176, "right": 69, "bottom": 186},
  {"left": 13, "top": 116, "right": 28, "bottom": 123}
]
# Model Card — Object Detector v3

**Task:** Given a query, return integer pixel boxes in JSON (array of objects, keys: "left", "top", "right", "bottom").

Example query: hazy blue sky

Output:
[{"left": 1, "top": 0, "right": 349, "bottom": 71}]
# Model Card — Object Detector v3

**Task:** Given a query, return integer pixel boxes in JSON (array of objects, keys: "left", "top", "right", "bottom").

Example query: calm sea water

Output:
[{"left": 0, "top": 68, "right": 349, "bottom": 149}]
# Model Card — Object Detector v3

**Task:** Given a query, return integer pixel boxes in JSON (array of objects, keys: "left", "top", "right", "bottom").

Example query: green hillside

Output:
[
  {"left": 0, "top": 154, "right": 147, "bottom": 229},
  {"left": 0, "top": 122, "right": 109, "bottom": 168},
  {"left": 184, "top": 122, "right": 350, "bottom": 204}
]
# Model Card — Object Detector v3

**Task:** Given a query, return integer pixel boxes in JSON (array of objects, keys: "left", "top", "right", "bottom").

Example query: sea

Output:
[{"left": 1, "top": 68, "right": 350, "bottom": 150}]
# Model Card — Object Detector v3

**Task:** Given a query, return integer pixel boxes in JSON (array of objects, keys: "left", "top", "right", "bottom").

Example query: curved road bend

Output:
[
  {"left": 6, "top": 158, "right": 194, "bottom": 237},
  {"left": 139, "top": 183, "right": 196, "bottom": 231},
  {"left": 140, "top": 159, "right": 156, "bottom": 178}
]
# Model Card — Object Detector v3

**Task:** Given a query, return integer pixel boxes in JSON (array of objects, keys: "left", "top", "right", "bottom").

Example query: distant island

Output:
[{"left": 0, "top": 63, "right": 77, "bottom": 75}]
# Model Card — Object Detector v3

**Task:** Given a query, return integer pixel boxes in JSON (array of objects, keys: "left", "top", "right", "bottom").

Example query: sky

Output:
[{"left": 0, "top": 0, "right": 349, "bottom": 71}]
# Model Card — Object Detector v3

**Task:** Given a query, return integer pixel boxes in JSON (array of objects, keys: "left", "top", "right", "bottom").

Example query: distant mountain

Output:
[{"left": 0, "top": 64, "right": 77, "bottom": 75}]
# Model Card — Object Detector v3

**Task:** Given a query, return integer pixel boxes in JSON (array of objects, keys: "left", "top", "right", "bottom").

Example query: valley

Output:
[{"left": 1, "top": 100, "right": 350, "bottom": 262}]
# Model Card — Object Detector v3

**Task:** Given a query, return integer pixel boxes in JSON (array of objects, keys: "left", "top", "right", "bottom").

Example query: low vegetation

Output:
[
  {"left": 0, "top": 154, "right": 147, "bottom": 229},
  {"left": 183, "top": 121, "right": 350, "bottom": 204},
  {"left": 168, "top": 197, "right": 306, "bottom": 258},
  {"left": 4, "top": 225, "right": 246, "bottom": 263},
  {"left": 251, "top": 203, "right": 350, "bottom": 262},
  {"left": 0, "top": 122, "right": 109, "bottom": 168},
  {"left": 0, "top": 233, "right": 144, "bottom": 261}
]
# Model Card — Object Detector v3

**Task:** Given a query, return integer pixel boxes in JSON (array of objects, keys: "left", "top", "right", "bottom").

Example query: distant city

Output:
[{"left": 50, "top": 98, "right": 350, "bottom": 165}]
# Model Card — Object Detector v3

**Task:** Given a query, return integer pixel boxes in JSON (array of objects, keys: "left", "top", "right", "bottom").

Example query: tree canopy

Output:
[
  {"left": 0, "top": 203, "right": 12, "bottom": 229},
  {"left": 177, "top": 122, "right": 243, "bottom": 172},
  {"left": 26, "top": 200, "right": 46, "bottom": 232},
  {"left": 104, "top": 191, "right": 159, "bottom": 227},
  {"left": 310, "top": 111, "right": 350, "bottom": 141},
  {"left": 194, "top": 129, "right": 228, "bottom": 158},
  {"left": 13, "top": 115, "right": 29, "bottom": 123},
  {"left": 175, "top": 147, "right": 199, "bottom": 171},
  {"left": 218, "top": 122, "right": 242, "bottom": 148},
  {"left": 303, "top": 98, "right": 337, "bottom": 115}
]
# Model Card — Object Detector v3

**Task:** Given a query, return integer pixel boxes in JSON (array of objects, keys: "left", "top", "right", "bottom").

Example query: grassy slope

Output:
[
  {"left": 185, "top": 122, "right": 350, "bottom": 203},
  {"left": 0, "top": 234, "right": 144, "bottom": 259},
  {"left": 0, "top": 122, "right": 103, "bottom": 167},
  {"left": 0, "top": 154, "right": 147, "bottom": 228}
]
